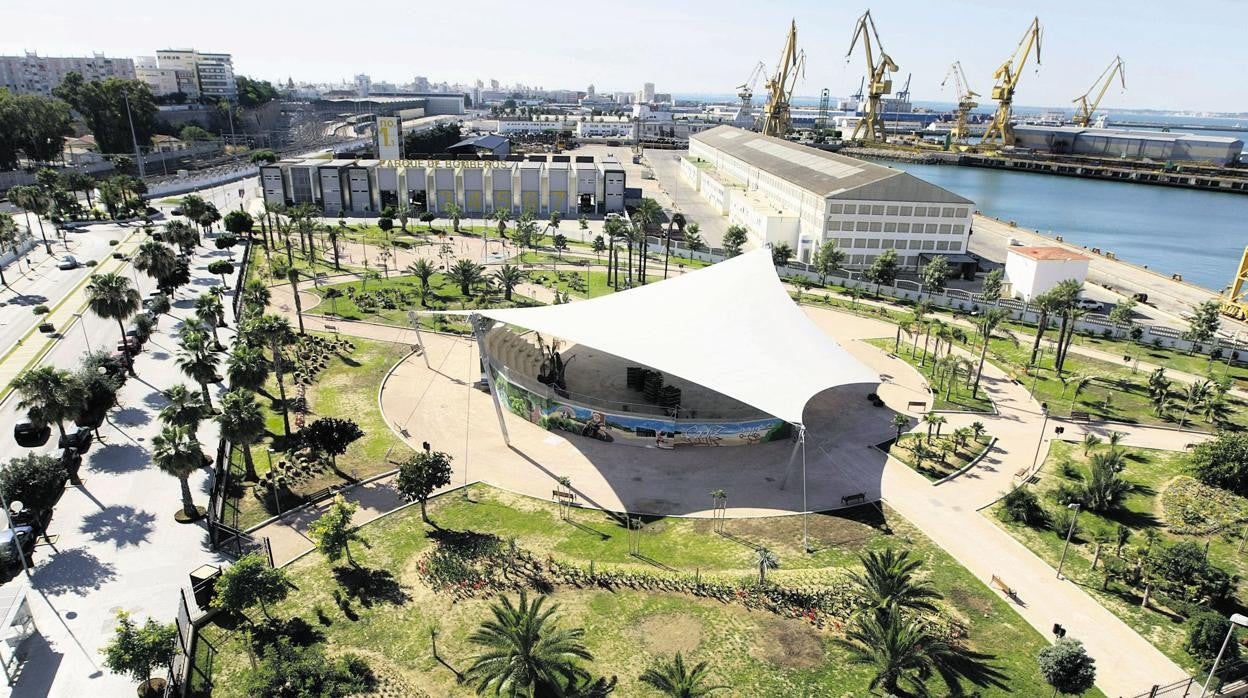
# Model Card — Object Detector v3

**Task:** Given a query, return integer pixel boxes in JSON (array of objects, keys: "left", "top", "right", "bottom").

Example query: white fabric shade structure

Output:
[{"left": 443, "top": 248, "right": 879, "bottom": 425}]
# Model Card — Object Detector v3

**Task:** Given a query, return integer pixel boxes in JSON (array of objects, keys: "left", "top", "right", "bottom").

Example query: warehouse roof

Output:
[
  {"left": 449, "top": 134, "right": 509, "bottom": 151},
  {"left": 691, "top": 125, "right": 972, "bottom": 204}
]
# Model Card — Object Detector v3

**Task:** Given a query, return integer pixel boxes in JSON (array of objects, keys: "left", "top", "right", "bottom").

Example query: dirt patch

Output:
[
  {"left": 751, "top": 617, "right": 825, "bottom": 669},
  {"left": 340, "top": 648, "right": 430, "bottom": 698},
  {"left": 637, "top": 613, "right": 703, "bottom": 656},
  {"left": 946, "top": 585, "right": 993, "bottom": 619}
]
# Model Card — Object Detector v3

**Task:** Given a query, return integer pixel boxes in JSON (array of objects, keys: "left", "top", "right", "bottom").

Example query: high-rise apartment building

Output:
[
  {"left": 135, "top": 56, "right": 199, "bottom": 99},
  {"left": 151, "top": 50, "right": 236, "bottom": 100},
  {"left": 642, "top": 82, "right": 655, "bottom": 103},
  {"left": 354, "top": 74, "right": 371, "bottom": 96},
  {"left": 0, "top": 51, "right": 135, "bottom": 97}
]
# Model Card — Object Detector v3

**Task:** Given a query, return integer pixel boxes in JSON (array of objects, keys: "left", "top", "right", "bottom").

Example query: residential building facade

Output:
[{"left": 0, "top": 51, "right": 135, "bottom": 96}]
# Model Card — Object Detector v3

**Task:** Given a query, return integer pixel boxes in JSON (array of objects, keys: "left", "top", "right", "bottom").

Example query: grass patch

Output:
[
  {"left": 306, "top": 273, "right": 539, "bottom": 333},
  {"left": 889, "top": 432, "right": 993, "bottom": 481},
  {"left": 865, "top": 337, "right": 995, "bottom": 413},
  {"left": 195, "top": 485, "right": 1077, "bottom": 697}
]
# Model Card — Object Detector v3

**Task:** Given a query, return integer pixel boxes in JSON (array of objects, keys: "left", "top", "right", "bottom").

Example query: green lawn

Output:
[
  {"left": 195, "top": 485, "right": 1080, "bottom": 697},
  {"left": 989, "top": 440, "right": 1248, "bottom": 673},
  {"left": 889, "top": 432, "right": 994, "bottom": 481},
  {"left": 227, "top": 334, "right": 414, "bottom": 529},
  {"left": 865, "top": 337, "right": 995, "bottom": 413},
  {"left": 525, "top": 269, "right": 660, "bottom": 299},
  {"left": 305, "top": 272, "right": 539, "bottom": 333}
]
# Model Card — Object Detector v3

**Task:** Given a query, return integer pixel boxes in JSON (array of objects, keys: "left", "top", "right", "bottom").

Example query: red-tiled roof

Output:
[{"left": 1010, "top": 246, "right": 1090, "bottom": 262}]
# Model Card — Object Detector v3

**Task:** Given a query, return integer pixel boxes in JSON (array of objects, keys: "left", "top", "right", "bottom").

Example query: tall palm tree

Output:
[
  {"left": 1027, "top": 291, "right": 1062, "bottom": 368},
  {"left": 444, "top": 202, "right": 462, "bottom": 233},
  {"left": 847, "top": 548, "right": 942, "bottom": 616},
  {"left": 240, "top": 279, "right": 271, "bottom": 320},
  {"left": 972, "top": 308, "right": 1007, "bottom": 398},
  {"left": 158, "top": 384, "right": 205, "bottom": 436},
  {"left": 86, "top": 273, "right": 141, "bottom": 375},
  {"left": 7, "top": 185, "right": 52, "bottom": 253},
  {"left": 218, "top": 389, "right": 267, "bottom": 481},
  {"left": 639, "top": 653, "right": 725, "bottom": 697},
  {"left": 194, "top": 293, "right": 226, "bottom": 346},
  {"left": 464, "top": 591, "right": 593, "bottom": 696},
  {"left": 249, "top": 314, "right": 295, "bottom": 436},
  {"left": 285, "top": 264, "right": 305, "bottom": 334},
  {"left": 133, "top": 239, "right": 177, "bottom": 284},
  {"left": 446, "top": 259, "right": 484, "bottom": 297},
  {"left": 406, "top": 258, "right": 436, "bottom": 306},
  {"left": 227, "top": 344, "right": 270, "bottom": 393},
  {"left": 663, "top": 212, "right": 686, "bottom": 279},
  {"left": 891, "top": 413, "right": 910, "bottom": 443},
  {"left": 152, "top": 425, "right": 205, "bottom": 521},
  {"left": 493, "top": 264, "right": 525, "bottom": 302},
  {"left": 176, "top": 335, "right": 221, "bottom": 410},
  {"left": 0, "top": 213, "right": 17, "bottom": 287},
  {"left": 13, "top": 366, "right": 84, "bottom": 438},
  {"left": 633, "top": 198, "right": 662, "bottom": 283},
  {"left": 839, "top": 607, "right": 966, "bottom": 696}
]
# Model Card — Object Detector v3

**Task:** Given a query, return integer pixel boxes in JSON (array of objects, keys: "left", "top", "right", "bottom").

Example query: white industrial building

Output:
[
  {"left": 1004, "top": 246, "right": 1090, "bottom": 301},
  {"left": 683, "top": 125, "right": 974, "bottom": 269},
  {"left": 260, "top": 155, "right": 626, "bottom": 217}
]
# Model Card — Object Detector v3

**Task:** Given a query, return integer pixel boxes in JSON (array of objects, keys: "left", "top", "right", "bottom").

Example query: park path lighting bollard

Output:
[
  {"left": 1056, "top": 502, "right": 1081, "bottom": 580},
  {"left": 1201, "top": 613, "right": 1248, "bottom": 697}
]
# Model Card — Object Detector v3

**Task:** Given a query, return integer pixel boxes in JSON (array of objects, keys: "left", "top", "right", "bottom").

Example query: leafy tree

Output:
[
  {"left": 1000, "top": 486, "right": 1045, "bottom": 526},
  {"left": 395, "top": 450, "right": 453, "bottom": 523},
  {"left": 100, "top": 610, "right": 176, "bottom": 693},
  {"left": 839, "top": 607, "right": 970, "bottom": 696},
  {"left": 308, "top": 495, "right": 365, "bottom": 567},
  {"left": 178, "top": 124, "right": 211, "bottom": 142},
  {"left": 847, "top": 548, "right": 941, "bottom": 615},
  {"left": 249, "top": 149, "right": 278, "bottom": 164},
  {"left": 86, "top": 272, "right": 141, "bottom": 375},
  {"left": 722, "top": 225, "right": 748, "bottom": 258},
  {"left": 151, "top": 425, "right": 205, "bottom": 520},
  {"left": 241, "top": 638, "right": 373, "bottom": 698},
  {"left": 865, "top": 249, "right": 900, "bottom": 296},
  {"left": 980, "top": 268, "right": 1004, "bottom": 303},
  {"left": 1188, "top": 611, "right": 1241, "bottom": 667},
  {"left": 13, "top": 366, "right": 84, "bottom": 438},
  {"left": 638, "top": 653, "right": 725, "bottom": 697},
  {"left": 1187, "top": 300, "right": 1222, "bottom": 348},
  {"left": 218, "top": 390, "right": 267, "bottom": 481},
  {"left": 553, "top": 233, "right": 568, "bottom": 260},
  {"left": 770, "top": 242, "right": 793, "bottom": 267},
  {"left": 301, "top": 417, "right": 364, "bottom": 470},
  {"left": 158, "top": 384, "right": 205, "bottom": 436},
  {"left": 402, "top": 121, "right": 462, "bottom": 156},
  {"left": 812, "top": 240, "right": 845, "bottom": 285},
  {"left": 223, "top": 210, "right": 253, "bottom": 237},
  {"left": 446, "top": 258, "right": 485, "bottom": 296},
  {"left": 1152, "top": 541, "right": 1232, "bottom": 604},
  {"left": 213, "top": 553, "right": 288, "bottom": 622},
  {"left": 493, "top": 264, "right": 525, "bottom": 302},
  {"left": 75, "top": 352, "right": 125, "bottom": 436},
  {"left": 207, "top": 260, "right": 235, "bottom": 287},
  {"left": 0, "top": 89, "right": 73, "bottom": 167},
  {"left": 1189, "top": 433, "right": 1248, "bottom": 497},
  {"left": 53, "top": 73, "right": 158, "bottom": 155},
  {"left": 1038, "top": 638, "right": 1096, "bottom": 696},
  {"left": 920, "top": 255, "right": 951, "bottom": 298},
  {"left": 7, "top": 184, "right": 52, "bottom": 253},
  {"left": 465, "top": 591, "right": 593, "bottom": 696},
  {"left": 420, "top": 211, "right": 437, "bottom": 230},
  {"left": 234, "top": 75, "right": 279, "bottom": 108},
  {"left": 0, "top": 454, "right": 67, "bottom": 532}
]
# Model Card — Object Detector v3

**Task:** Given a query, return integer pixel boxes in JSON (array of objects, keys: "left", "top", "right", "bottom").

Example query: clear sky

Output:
[{"left": 4, "top": 0, "right": 1244, "bottom": 113}]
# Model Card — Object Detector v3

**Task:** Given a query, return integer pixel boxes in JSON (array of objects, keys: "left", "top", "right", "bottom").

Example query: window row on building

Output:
[
  {"left": 832, "top": 237, "right": 964, "bottom": 253},
  {"left": 828, "top": 221, "right": 967, "bottom": 235},
  {"left": 828, "top": 203, "right": 969, "bottom": 218}
]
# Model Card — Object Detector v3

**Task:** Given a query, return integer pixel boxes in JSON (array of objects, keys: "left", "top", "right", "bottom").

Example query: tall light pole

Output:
[
  {"left": 1201, "top": 613, "right": 1248, "bottom": 697},
  {"left": 1056, "top": 502, "right": 1081, "bottom": 579},
  {"left": 1029, "top": 402, "right": 1049, "bottom": 479},
  {"left": 122, "top": 92, "right": 146, "bottom": 179}
]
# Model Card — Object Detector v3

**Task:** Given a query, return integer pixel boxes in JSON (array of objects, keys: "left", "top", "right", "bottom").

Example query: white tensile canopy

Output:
[{"left": 447, "top": 248, "right": 879, "bottom": 425}]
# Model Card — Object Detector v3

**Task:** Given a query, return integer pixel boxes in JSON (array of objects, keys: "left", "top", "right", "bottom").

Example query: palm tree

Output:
[
  {"left": 493, "top": 208, "right": 511, "bottom": 238},
  {"left": 891, "top": 413, "right": 910, "bottom": 443},
  {"left": 176, "top": 334, "right": 221, "bottom": 410},
  {"left": 133, "top": 239, "right": 177, "bottom": 285},
  {"left": 754, "top": 547, "right": 779, "bottom": 584},
  {"left": 86, "top": 273, "right": 141, "bottom": 375},
  {"left": 493, "top": 264, "right": 525, "bottom": 302},
  {"left": 464, "top": 591, "right": 593, "bottom": 696},
  {"left": 158, "top": 384, "right": 205, "bottom": 436},
  {"left": 847, "top": 548, "right": 942, "bottom": 615},
  {"left": 406, "top": 258, "right": 436, "bottom": 300},
  {"left": 1081, "top": 432, "right": 1102, "bottom": 455},
  {"left": 285, "top": 264, "right": 305, "bottom": 334},
  {"left": 8, "top": 184, "right": 52, "bottom": 253},
  {"left": 639, "top": 653, "right": 725, "bottom": 697},
  {"left": 1027, "top": 291, "right": 1062, "bottom": 368},
  {"left": 1065, "top": 374, "right": 1093, "bottom": 413},
  {"left": 922, "top": 412, "right": 946, "bottom": 442},
  {"left": 13, "top": 367, "right": 84, "bottom": 438},
  {"left": 972, "top": 308, "right": 1007, "bottom": 398},
  {"left": 218, "top": 389, "right": 267, "bottom": 481},
  {"left": 444, "top": 203, "right": 462, "bottom": 233},
  {"left": 446, "top": 259, "right": 484, "bottom": 297},
  {"left": 839, "top": 607, "right": 966, "bottom": 696},
  {"left": 633, "top": 198, "right": 662, "bottom": 283},
  {"left": 194, "top": 293, "right": 225, "bottom": 346},
  {"left": 226, "top": 344, "right": 270, "bottom": 393},
  {"left": 1179, "top": 379, "right": 1213, "bottom": 429},
  {"left": 970, "top": 421, "right": 986, "bottom": 442},
  {"left": 249, "top": 314, "right": 295, "bottom": 436},
  {"left": 152, "top": 425, "right": 205, "bottom": 521},
  {"left": 164, "top": 219, "right": 199, "bottom": 254},
  {"left": 240, "top": 279, "right": 271, "bottom": 320}
]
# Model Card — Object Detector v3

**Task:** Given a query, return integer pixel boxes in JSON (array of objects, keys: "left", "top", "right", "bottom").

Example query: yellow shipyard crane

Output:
[
  {"left": 845, "top": 10, "right": 898, "bottom": 143},
  {"left": 1072, "top": 55, "right": 1126, "bottom": 127},
  {"left": 761, "top": 20, "right": 805, "bottom": 138},
  {"left": 940, "top": 61, "right": 979, "bottom": 144},
  {"left": 1221, "top": 246, "right": 1248, "bottom": 321},
  {"left": 982, "top": 16, "right": 1042, "bottom": 146}
]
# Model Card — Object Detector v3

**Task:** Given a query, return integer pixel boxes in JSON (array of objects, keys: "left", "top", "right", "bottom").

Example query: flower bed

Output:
[{"left": 1160, "top": 476, "right": 1248, "bottom": 536}]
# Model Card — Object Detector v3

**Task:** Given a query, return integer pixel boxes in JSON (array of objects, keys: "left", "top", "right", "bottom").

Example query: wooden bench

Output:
[
  {"left": 1014, "top": 467, "right": 1028, "bottom": 478},
  {"left": 907, "top": 401, "right": 926, "bottom": 411},
  {"left": 841, "top": 492, "right": 866, "bottom": 506},
  {"left": 1070, "top": 411, "right": 1090, "bottom": 421},
  {"left": 323, "top": 323, "right": 339, "bottom": 333},
  {"left": 990, "top": 575, "right": 1016, "bottom": 598}
]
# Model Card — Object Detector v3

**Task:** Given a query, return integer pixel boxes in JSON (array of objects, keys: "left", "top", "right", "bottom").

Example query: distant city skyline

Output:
[{"left": 3, "top": 0, "right": 1245, "bottom": 113}]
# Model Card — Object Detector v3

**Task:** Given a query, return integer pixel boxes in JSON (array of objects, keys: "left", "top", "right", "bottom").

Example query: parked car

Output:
[
  {"left": 170, "top": 208, "right": 182, "bottom": 216},
  {"left": 58, "top": 426, "right": 93, "bottom": 454},
  {"left": 57, "top": 256, "right": 79, "bottom": 270},
  {"left": 13, "top": 420, "right": 51, "bottom": 448},
  {"left": 0, "top": 526, "right": 36, "bottom": 573},
  {"left": 1076, "top": 298, "right": 1105, "bottom": 312}
]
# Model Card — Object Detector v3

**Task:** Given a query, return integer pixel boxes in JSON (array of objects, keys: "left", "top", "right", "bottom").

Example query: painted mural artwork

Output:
[{"left": 491, "top": 368, "right": 792, "bottom": 448}]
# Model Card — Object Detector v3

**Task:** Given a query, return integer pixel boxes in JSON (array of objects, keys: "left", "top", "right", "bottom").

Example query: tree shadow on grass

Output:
[
  {"left": 1104, "top": 507, "right": 1159, "bottom": 531},
  {"left": 935, "top": 647, "right": 1011, "bottom": 694},
  {"left": 332, "top": 566, "right": 410, "bottom": 609},
  {"left": 250, "top": 616, "right": 324, "bottom": 649}
]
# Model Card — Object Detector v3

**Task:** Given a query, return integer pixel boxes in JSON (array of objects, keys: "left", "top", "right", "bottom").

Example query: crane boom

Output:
[
  {"left": 761, "top": 20, "right": 804, "bottom": 138},
  {"left": 845, "top": 10, "right": 898, "bottom": 143},
  {"left": 982, "top": 16, "right": 1042, "bottom": 146},
  {"left": 940, "top": 61, "right": 979, "bottom": 144},
  {"left": 1072, "top": 55, "right": 1125, "bottom": 127}
]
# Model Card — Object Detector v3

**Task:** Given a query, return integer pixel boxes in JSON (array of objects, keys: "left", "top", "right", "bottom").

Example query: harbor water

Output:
[{"left": 879, "top": 160, "right": 1247, "bottom": 292}]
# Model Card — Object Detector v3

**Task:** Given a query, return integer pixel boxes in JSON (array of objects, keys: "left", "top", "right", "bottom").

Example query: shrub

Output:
[
  {"left": 240, "top": 639, "right": 373, "bottom": 697},
  {"left": 32, "top": 305, "right": 49, "bottom": 315},
  {"left": 1152, "top": 541, "right": 1232, "bottom": 605},
  {"left": 1059, "top": 460, "right": 1082, "bottom": 480},
  {"left": 1050, "top": 506, "right": 1080, "bottom": 538},
  {"left": 84, "top": 260, "right": 97, "bottom": 267},
  {"left": 1038, "top": 638, "right": 1097, "bottom": 696},
  {"left": 108, "top": 239, "right": 120, "bottom": 246},
  {"left": 1052, "top": 482, "right": 1084, "bottom": 507},
  {"left": 1000, "top": 487, "right": 1045, "bottom": 526},
  {"left": 1160, "top": 476, "right": 1248, "bottom": 536},
  {"left": 1189, "top": 433, "right": 1248, "bottom": 497},
  {"left": 1187, "top": 612, "right": 1241, "bottom": 666}
]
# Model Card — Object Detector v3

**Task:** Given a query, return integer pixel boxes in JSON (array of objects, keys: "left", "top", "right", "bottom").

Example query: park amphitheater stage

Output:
[{"left": 381, "top": 250, "right": 908, "bottom": 517}]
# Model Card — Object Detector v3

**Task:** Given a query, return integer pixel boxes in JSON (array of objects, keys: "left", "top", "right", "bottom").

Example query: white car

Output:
[
  {"left": 1076, "top": 298, "right": 1104, "bottom": 312},
  {"left": 57, "top": 256, "right": 78, "bottom": 270}
]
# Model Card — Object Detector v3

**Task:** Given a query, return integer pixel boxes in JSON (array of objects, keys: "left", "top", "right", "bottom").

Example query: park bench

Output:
[
  {"left": 1070, "top": 411, "right": 1090, "bottom": 421},
  {"left": 990, "top": 574, "right": 1016, "bottom": 598},
  {"left": 323, "top": 324, "right": 339, "bottom": 333},
  {"left": 841, "top": 492, "right": 866, "bottom": 506},
  {"left": 907, "top": 400, "right": 926, "bottom": 411}
]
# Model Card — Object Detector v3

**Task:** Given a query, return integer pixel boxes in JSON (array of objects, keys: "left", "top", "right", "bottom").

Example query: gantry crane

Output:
[
  {"left": 736, "top": 61, "right": 767, "bottom": 114},
  {"left": 940, "top": 61, "right": 979, "bottom": 144},
  {"left": 845, "top": 10, "right": 899, "bottom": 143},
  {"left": 1221, "top": 246, "right": 1248, "bottom": 321},
  {"left": 896, "top": 73, "right": 912, "bottom": 103},
  {"left": 982, "top": 16, "right": 1042, "bottom": 147},
  {"left": 1072, "top": 55, "right": 1125, "bottom": 127},
  {"left": 761, "top": 20, "right": 805, "bottom": 138},
  {"left": 814, "top": 88, "right": 831, "bottom": 142}
]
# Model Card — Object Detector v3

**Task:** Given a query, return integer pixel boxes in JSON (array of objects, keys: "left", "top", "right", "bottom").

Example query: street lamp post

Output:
[
  {"left": 73, "top": 313, "right": 93, "bottom": 353},
  {"left": 1056, "top": 502, "right": 1081, "bottom": 579},
  {"left": 1201, "top": 613, "right": 1248, "bottom": 697},
  {"left": 1029, "top": 402, "right": 1049, "bottom": 478}
]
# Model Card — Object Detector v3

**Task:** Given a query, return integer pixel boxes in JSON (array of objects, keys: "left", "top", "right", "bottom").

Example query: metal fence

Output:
[{"left": 1130, "top": 661, "right": 1248, "bottom": 698}]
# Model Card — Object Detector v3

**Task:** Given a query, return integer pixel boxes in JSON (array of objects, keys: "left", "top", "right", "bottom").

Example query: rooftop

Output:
[
  {"left": 1009, "top": 246, "right": 1091, "bottom": 262},
  {"left": 691, "top": 125, "right": 972, "bottom": 204}
]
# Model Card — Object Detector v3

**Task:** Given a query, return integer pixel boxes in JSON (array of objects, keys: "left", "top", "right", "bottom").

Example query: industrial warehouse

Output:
[
  {"left": 683, "top": 125, "right": 974, "bottom": 269},
  {"left": 260, "top": 154, "right": 627, "bottom": 216}
]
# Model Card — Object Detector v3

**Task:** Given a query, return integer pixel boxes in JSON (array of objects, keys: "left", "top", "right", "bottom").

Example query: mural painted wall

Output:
[{"left": 491, "top": 367, "right": 792, "bottom": 448}]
